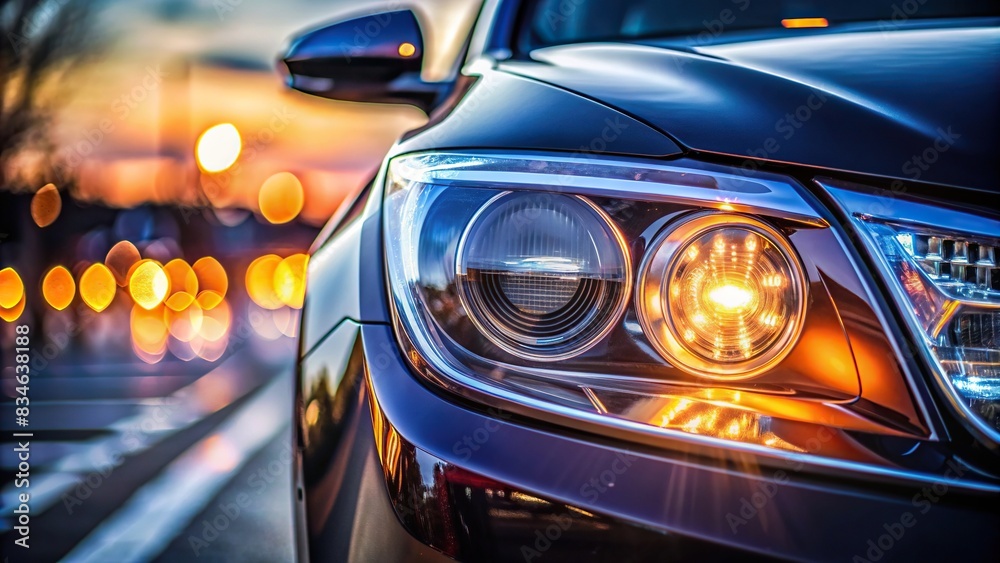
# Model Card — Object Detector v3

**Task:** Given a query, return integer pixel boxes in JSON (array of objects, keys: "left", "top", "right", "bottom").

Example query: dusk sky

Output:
[{"left": 37, "top": 0, "right": 479, "bottom": 222}]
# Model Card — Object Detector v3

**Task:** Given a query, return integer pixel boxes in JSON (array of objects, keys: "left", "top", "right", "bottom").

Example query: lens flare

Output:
[
  {"left": 129, "top": 260, "right": 170, "bottom": 310},
  {"left": 42, "top": 266, "right": 76, "bottom": 310},
  {"left": 31, "top": 183, "right": 62, "bottom": 227},
  {"left": 79, "top": 263, "right": 117, "bottom": 312},
  {"left": 106, "top": 240, "right": 142, "bottom": 286},
  {"left": 274, "top": 253, "right": 308, "bottom": 309},
  {"left": 196, "top": 123, "right": 242, "bottom": 173},
  {"left": 258, "top": 172, "right": 304, "bottom": 224},
  {"left": 246, "top": 254, "right": 284, "bottom": 310}
]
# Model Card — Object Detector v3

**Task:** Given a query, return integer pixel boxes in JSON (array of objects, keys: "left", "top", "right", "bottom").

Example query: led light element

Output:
[
  {"left": 456, "top": 192, "right": 630, "bottom": 360},
  {"left": 822, "top": 179, "right": 1000, "bottom": 441},
  {"left": 638, "top": 213, "right": 806, "bottom": 378}
]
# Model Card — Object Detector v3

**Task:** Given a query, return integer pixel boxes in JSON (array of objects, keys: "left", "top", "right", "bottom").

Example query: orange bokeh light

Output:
[
  {"left": 398, "top": 42, "right": 416, "bottom": 57},
  {"left": 245, "top": 254, "right": 284, "bottom": 310},
  {"left": 31, "top": 183, "right": 62, "bottom": 228},
  {"left": 274, "top": 253, "right": 309, "bottom": 309},
  {"left": 106, "top": 240, "right": 142, "bottom": 287},
  {"left": 258, "top": 172, "right": 304, "bottom": 224},
  {"left": 0, "top": 267, "right": 25, "bottom": 310},
  {"left": 164, "top": 259, "right": 199, "bottom": 296},
  {"left": 166, "top": 298, "right": 204, "bottom": 342},
  {"left": 129, "top": 260, "right": 170, "bottom": 310},
  {"left": 79, "top": 263, "right": 117, "bottom": 312},
  {"left": 42, "top": 266, "right": 76, "bottom": 311},
  {"left": 193, "top": 257, "right": 228, "bottom": 298},
  {"left": 198, "top": 298, "right": 232, "bottom": 342}
]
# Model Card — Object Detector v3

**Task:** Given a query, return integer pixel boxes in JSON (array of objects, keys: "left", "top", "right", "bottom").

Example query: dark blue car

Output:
[{"left": 279, "top": 1, "right": 1000, "bottom": 560}]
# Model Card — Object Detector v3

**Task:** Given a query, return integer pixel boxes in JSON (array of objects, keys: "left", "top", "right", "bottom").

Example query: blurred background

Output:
[{"left": 0, "top": 0, "right": 478, "bottom": 560}]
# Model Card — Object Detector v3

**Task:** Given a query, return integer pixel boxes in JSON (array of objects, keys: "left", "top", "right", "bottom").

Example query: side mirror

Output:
[{"left": 279, "top": 10, "right": 443, "bottom": 112}]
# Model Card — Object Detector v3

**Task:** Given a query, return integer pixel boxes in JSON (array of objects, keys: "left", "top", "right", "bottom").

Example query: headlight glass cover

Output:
[
  {"left": 384, "top": 152, "right": 936, "bottom": 465},
  {"left": 821, "top": 179, "right": 1000, "bottom": 442}
]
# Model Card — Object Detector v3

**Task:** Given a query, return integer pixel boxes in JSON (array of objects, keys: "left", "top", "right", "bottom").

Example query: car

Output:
[{"left": 277, "top": 1, "right": 1000, "bottom": 561}]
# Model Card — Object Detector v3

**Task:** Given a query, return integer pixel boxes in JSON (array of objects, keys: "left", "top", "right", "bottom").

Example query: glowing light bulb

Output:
[
  {"left": 638, "top": 215, "right": 806, "bottom": 378},
  {"left": 707, "top": 283, "right": 754, "bottom": 312}
]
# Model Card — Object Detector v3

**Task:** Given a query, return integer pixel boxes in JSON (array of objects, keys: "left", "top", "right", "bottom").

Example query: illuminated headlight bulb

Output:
[{"left": 638, "top": 213, "right": 806, "bottom": 378}]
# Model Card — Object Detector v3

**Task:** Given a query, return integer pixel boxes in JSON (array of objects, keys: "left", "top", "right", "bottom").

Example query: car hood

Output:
[{"left": 499, "top": 24, "right": 1000, "bottom": 192}]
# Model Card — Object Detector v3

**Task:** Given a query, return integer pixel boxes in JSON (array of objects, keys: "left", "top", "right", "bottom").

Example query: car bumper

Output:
[{"left": 296, "top": 320, "right": 999, "bottom": 562}]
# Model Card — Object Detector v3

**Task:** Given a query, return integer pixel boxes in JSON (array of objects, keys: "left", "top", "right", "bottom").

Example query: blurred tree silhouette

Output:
[{"left": 1, "top": 0, "right": 94, "bottom": 188}]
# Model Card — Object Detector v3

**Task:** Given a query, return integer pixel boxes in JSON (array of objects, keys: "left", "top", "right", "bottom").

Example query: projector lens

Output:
[
  {"left": 638, "top": 213, "right": 806, "bottom": 378},
  {"left": 456, "top": 192, "right": 630, "bottom": 360}
]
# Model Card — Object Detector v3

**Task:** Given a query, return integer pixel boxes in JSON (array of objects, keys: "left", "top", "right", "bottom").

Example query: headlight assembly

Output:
[
  {"left": 384, "top": 152, "right": 941, "bottom": 468},
  {"left": 821, "top": 179, "right": 1000, "bottom": 443}
]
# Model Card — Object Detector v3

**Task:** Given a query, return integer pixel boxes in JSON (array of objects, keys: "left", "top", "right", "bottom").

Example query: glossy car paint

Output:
[
  {"left": 293, "top": 1, "right": 1000, "bottom": 561},
  {"left": 502, "top": 21, "right": 1000, "bottom": 192}
]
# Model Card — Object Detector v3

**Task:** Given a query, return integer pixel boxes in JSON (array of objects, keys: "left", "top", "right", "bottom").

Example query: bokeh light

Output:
[
  {"left": 80, "top": 263, "right": 117, "bottom": 312},
  {"left": 196, "top": 123, "right": 242, "bottom": 173},
  {"left": 193, "top": 257, "right": 228, "bottom": 298},
  {"left": 198, "top": 298, "right": 232, "bottom": 342},
  {"left": 0, "top": 267, "right": 26, "bottom": 322},
  {"left": 166, "top": 297, "right": 204, "bottom": 342},
  {"left": 129, "top": 260, "right": 170, "bottom": 310},
  {"left": 258, "top": 172, "right": 304, "bottom": 224},
  {"left": 245, "top": 254, "right": 284, "bottom": 309},
  {"left": 398, "top": 42, "right": 416, "bottom": 57},
  {"left": 165, "top": 291, "right": 196, "bottom": 312},
  {"left": 0, "top": 292, "right": 26, "bottom": 323},
  {"left": 274, "top": 253, "right": 308, "bottom": 309},
  {"left": 196, "top": 290, "right": 222, "bottom": 311},
  {"left": 31, "top": 183, "right": 62, "bottom": 228},
  {"left": 0, "top": 267, "right": 24, "bottom": 310},
  {"left": 106, "top": 240, "right": 142, "bottom": 287},
  {"left": 164, "top": 259, "right": 199, "bottom": 296},
  {"left": 131, "top": 304, "right": 168, "bottom": 364},
  {"left": 273, "top": 306, "right": 299, "bottom": 338},
  {"left": 42, "top": 266, "right": 76, "bottom": 311}
]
